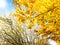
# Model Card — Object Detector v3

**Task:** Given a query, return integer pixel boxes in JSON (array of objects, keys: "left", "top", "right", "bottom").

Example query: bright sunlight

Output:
[{"left": 0, "top": 0, "right": 7, "bottom": 8}]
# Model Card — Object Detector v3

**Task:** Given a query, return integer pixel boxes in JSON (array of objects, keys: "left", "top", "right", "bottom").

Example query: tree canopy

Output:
[{"left": 11, "top": 0, "right": 60, "bottom": 44}]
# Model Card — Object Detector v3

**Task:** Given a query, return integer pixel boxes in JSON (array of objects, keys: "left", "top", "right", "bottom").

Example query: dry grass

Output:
[{"left": 0, "top": 16, "right": 50, "bottom": 45}]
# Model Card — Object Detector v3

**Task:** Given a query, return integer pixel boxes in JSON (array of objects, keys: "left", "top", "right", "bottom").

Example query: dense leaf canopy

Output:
[{"left": 11, "top": 0, "right": 60, "bottom": 44}]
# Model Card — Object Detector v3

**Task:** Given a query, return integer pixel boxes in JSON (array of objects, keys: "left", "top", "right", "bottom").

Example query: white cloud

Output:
[{"left": 0, "top": 0, "right": 7, "bottom": 8}]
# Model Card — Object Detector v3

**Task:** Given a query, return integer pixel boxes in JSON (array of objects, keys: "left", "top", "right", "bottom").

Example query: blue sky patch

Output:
[{"left": 0, "top": 0, "right": 14, "bottom": 17}]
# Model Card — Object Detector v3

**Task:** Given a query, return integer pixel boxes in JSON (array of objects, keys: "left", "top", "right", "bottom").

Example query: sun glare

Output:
[{"left": 0, "top": 0, "right": 7, "bottom": 8}]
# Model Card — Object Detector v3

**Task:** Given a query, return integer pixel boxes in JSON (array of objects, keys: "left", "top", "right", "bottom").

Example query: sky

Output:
[{"left": 0, "top": 0, "right": 15, "bottom": 17}]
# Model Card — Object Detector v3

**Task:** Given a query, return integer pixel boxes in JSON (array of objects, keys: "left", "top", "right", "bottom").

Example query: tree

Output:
[{"left": 11, "top": 0, "right": 60, "bottom": 44}]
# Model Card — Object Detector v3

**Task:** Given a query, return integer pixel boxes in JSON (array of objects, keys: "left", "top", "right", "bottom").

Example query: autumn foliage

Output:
[
  {"left": 11, "top": 0, "right": 60, "bottom": 45},
  {"left": 12, "top": 0, "right": 60, "bottom": 36}
]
